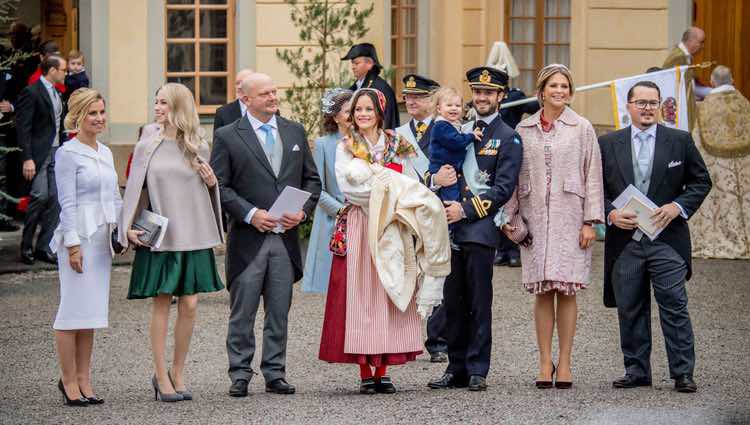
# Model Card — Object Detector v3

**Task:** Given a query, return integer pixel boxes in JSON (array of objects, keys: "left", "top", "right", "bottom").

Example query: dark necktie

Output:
[
  {"left": 415, "top": 121, "right": 428, "bottom": 141},
  {"left": 474, "top": 120, "right": 488, "bottom": 131}
]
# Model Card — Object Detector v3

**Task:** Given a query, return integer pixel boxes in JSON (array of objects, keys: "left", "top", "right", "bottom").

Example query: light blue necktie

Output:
[
  {"left": 636, "top": 132, "right": 651, "bottom": 179},
  {"left": 259, "top": 123, "right": 275, "bottom": 159}
]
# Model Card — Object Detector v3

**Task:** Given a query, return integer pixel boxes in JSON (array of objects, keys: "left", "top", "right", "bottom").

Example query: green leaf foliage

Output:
[{"left": 275, "top": 0, "right": 374, "bottom": 140}]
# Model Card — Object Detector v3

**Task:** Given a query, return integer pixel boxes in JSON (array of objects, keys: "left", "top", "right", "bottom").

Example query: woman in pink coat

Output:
[{"left": 503, "top": 64, "right": 604, "bottom": 389}]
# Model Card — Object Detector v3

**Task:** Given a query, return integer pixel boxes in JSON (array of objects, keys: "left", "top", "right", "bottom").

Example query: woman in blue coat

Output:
[{"left": 303, "top": 88, "right": 353, "bottom": 293}]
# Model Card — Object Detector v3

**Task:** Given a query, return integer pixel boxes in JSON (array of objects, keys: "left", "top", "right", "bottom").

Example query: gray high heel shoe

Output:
[
  {"left": 168, "top": 370, "right": 192, "bottom": 401},
  {"left": 152, "top": 375, "right": 183, "bottom": 402}
]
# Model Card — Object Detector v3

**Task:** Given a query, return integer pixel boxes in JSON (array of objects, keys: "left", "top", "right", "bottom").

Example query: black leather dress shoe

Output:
[
  {"left": 35, "top": 250, "right": 57, "bottom": 264},
  {"left": 229, "top": 379, "right": 249, "bottom": 397},
  {"left": 612, "top": 375, "right": 652, "bottom": 388},
  {"left": 429, "top": 352, "right": 448, "bottom": 363},
  {"left": 0, "top": 221, "right": 20, "bottom": 232},
  {"left": 493, "top": 253, "right": 509, "bottom": 266},
  {"left": 674, "top": 375, "right": 697, "bottom": 393},
  {"left": 375, "top": 376, "right": 397, "bottom": 394},
  {"left": 508, "top": 257, "right": 521, "bottom": 268},
  {"left": 360, "top": 377, "right": 376, "bottom": 394},
  {"left": 427, "top": 373, "right": 468, "bottom": 389},
  {"left": 20, "top": 248, "right": 34, "bottom": 265},
  {"left": 265, "top": 378, "right": 295, "bottom": 394},
  {"left": 468, "top": 375, "right": 487, "bottom": 391}
]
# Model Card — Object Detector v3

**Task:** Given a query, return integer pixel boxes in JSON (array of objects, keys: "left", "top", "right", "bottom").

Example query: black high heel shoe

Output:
[
  {"left": 58, "top": 379, "right": 88, "bottom": 406},
  {"left": 81, "top": 393, "right": 104, "bottom": 404},
  {"left": 535, "top": 363, "right": 555, "bottom": 389},
  {"left": 555, "top": 364, "right": 572, "bottom": 389}
]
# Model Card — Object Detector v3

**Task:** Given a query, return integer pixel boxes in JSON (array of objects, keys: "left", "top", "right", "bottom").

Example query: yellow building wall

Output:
[
  {"left": 254, "top": 0, "right": 386, "bottom": 116},
  {"left": 574, "top": 0, "right": 671, "bottom": 127},
  {"left": 428, "top": 0, "right": 503, "bottom": 99},
  {"left": 108, "top": 0, "right": 149, "bottom": 128}
]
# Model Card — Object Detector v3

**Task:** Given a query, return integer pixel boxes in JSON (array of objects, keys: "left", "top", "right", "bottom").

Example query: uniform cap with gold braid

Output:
[
  {"left": 401, "top": 73, "right": 440, "bottom": 95},
  {"left": 466, "top": 66, "right": 509, "bottom": 91}
]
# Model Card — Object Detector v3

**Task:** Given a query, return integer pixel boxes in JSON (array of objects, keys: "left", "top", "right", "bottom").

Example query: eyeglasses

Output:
[{"left": 628, "top": 100, "right": 660, "bottom": 110}]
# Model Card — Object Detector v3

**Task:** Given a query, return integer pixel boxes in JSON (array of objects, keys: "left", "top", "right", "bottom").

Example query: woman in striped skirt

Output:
[{"left": 318, "top": 88, "right": 424, "bottom": 394}]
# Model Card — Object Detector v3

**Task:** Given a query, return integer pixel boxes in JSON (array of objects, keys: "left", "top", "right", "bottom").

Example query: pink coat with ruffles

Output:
[{"left": 504, "top": 107, "right": 604, "bottom": 285}]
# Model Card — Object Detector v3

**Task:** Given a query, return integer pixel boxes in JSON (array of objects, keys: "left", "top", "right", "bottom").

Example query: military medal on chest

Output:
[{"left": 476, "top": 169, "right": 491, "bottom": 185}]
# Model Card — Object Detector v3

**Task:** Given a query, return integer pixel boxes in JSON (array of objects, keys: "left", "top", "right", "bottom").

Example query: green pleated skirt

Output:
[{"left": 127, "top": 248, "right": 224, "bottom": 299}]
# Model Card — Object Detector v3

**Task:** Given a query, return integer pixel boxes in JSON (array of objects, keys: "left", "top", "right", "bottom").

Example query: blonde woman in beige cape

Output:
[{"left": 119, "top": 83, "right": 224, "bottom": 402}]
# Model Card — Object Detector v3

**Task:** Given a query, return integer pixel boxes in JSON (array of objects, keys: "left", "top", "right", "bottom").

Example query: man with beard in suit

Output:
[
  {"left": 342, "top": 43, "right": 399, "bottom": 129},
  {"left": 599, "top": 80, "right": 711, "bottom": 393}
]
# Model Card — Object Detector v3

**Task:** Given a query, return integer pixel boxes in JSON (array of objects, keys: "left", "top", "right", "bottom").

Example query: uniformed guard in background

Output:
[
  {"left": 428, "top": 66, "right": 523, "bottom": 391},
  {"left": 341, "top": 43, "right": 400, "bottom": 130}
]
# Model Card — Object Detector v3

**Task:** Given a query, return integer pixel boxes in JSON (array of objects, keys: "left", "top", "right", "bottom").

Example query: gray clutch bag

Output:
[{"left": 132, "top": 212, "right": 162, "bottom": 246}]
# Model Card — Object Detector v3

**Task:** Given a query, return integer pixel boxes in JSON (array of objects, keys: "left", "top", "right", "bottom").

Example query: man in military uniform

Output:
[
  {"left": 494, "top": 85, "right": 539, "bottom": 267},
  {"left": 394, "top": 73, "right": 449, "bottom": 362},
  {"left": 395, "top": 74, "right": 439, "bottom": 181},
  {"left": 428, "top": 67, "right": 523, "bottom": 391},
  {"left": 341, "top": 43, "right": 400, "bottom": 129}
]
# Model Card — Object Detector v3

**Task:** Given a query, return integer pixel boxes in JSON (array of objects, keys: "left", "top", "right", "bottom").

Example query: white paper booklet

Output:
[
  {"left": 268, "top": 186, "right": 312, "bottom": 233},
  {"left": 612, "top": 184, "right": 663, "bottom": 240}
]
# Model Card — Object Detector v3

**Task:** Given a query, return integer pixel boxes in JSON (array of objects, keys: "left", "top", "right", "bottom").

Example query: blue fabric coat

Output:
[
  {"left": 302, "top": 133, "right": 345, "bottom": 293},
  {"left": 429, "top": 120, "right": 475, "bottom": 202}
]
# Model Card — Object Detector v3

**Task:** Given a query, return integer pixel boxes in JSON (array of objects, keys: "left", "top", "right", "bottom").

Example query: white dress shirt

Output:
[
  {"left": 244, "top": 113, "right": 280, "bottom": 225},
  {"left": 40, "top": 76, "right": 63, "bottom": 146},
  {"left": 238, "top": 99, "right": 247, "bottom": 117},
  {"left": 609, "top": 125, "right": 687, "bottom": 227}
]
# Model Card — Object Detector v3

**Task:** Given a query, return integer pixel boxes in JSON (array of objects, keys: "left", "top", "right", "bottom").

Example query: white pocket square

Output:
[
  {"left": 292, "top": 144, "right": 300, "bottom": 151},
  {"left": 668, "top": 160, "right": 682, "bottom": 168}
]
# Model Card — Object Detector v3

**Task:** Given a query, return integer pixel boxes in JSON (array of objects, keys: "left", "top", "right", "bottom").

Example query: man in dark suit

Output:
[
  {"left": 211, "top": 73, "right": 321, "bottom": 397},
  {"left": 599, "top": 81, "right": 711, "bottom": 393},
  {"left": 428, "top": 67, "right": 523, "bottom": 391},
  {"left": 212, "top": 68, "right": 254, "bottom": 133},
  {"left": 342, "top": 43, "right": 399, "bottom": 129},
  {"left": 15, "top": 54, "right": 67, "bottom": 264}
]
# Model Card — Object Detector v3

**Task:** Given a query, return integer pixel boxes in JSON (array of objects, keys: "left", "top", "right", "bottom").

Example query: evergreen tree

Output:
[{"left": 276, "top": 0, "right": 374, "bottom": 139}]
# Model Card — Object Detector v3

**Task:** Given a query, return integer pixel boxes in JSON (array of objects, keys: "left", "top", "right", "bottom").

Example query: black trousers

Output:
[
  {"left": 443, "top": 242, "right": 494, "bottom": 377},
  {"left": 495, "top": 231, "right": 519, "bottom": 259},
  {"left": 21, "top": 147, "right": 59, "bottom": 253},
  {"left": 424, "top": 303, "right": 447, "bottom": 355}
]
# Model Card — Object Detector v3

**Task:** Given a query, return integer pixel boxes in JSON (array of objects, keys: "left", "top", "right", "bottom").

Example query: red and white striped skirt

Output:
[{"left": 318, "top": 206, "right": 422, "bottom": 366}]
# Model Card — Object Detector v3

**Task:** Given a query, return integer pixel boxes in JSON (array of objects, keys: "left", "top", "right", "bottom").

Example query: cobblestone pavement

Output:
[{"left": 1, "top": 243, "right": 749, "bottom": 424}]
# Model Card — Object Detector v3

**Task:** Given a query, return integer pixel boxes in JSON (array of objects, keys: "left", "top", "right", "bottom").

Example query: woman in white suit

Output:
[{"left": 52, "top": 88, "right": 122, "bottom": 406}]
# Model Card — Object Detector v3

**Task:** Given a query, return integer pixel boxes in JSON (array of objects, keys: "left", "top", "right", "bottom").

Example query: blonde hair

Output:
[
  {"left": 68, "top": 49, "right": 84, "bottom": 61},
  {"left": 536, "top": 64, "right": 575, "bottom": 106},
  {"left": 156, "top": 82, "right": 204, "bottom": 170},
  {"left": 64, "top": 88, "right": 104, "bottom": 131},
  {"left": 432, "top": 87, "right": 462, "bottom": 117}
]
